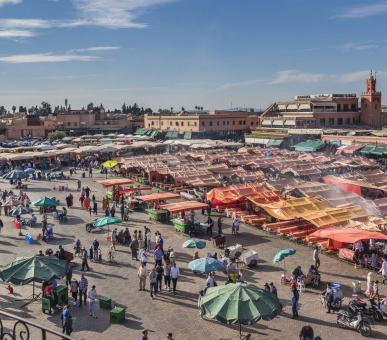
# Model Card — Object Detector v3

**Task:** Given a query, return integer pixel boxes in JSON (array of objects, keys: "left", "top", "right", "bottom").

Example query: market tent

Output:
[
  {"left": 94, "top": 179, "right": 134, "bottom": 188},
  {"left": 246, "top": 191, "right": 283, "bottom": 205},
  {"left": 158, "top": 201, "right": 209, "bottom": 214},
  {"left": 360, "top": 146, "right": 375, "bottom": 154},
  {"left": 136, "top": 192, "right": 181, "bottom": 202},
  {"left": 323, "top": 175, "right": 383, "bottom": 195},
  {"left": 336, "top": 145, "right": 364, "bottom": 155},
  {"left": 32, "top": 197, "right": 58, "bottom": 207},
  {"left": 310, "top": 227, "right": 387, "bottom": 244},
  {"left": 266, "top": 139, "right": 283, "bottom": 147},
  {"left": 206, "top": 183, "right": 267, "bottom": 204},
  {"left": 292, "top": 140, "right": 325, "bottom": 152}
]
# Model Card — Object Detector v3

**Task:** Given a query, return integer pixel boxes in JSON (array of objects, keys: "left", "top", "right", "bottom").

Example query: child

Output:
[
  {"left": 98, "top": 246, "right": 102, "bottom": 262},
  {"left": 6, "top": 285, "right": 13, "bottom": 294},
  {"left": 88, "top": 206, "right": 92, "bottom": 216},
  {"left": 88, "top": 245, "right": 93, "bottom": 262},
  {"left": 372, "top": 280, "right": 380, "bottom": 304}
]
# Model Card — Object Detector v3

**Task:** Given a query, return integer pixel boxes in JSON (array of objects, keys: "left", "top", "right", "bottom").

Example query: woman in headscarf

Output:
[{"left": 82, "top": 196, "right": 90, "bottom": 211}]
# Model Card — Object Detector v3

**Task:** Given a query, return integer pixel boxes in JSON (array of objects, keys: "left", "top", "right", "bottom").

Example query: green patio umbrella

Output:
[
  {"left": 47, "top": 173, "right": 62, "bottom": 188},
  {"left": 188, "top": 257, "right": 224, "bottom": 273},
  {"left": 200, "top": 283, "right": 282, "bottom": 339},
  {"left": 3, "top": 170, "right": 29, "bottom": 180},
  {"left": 0, "top": 256, "right": 67, "bottom": 305},
  {"left": 182, "top": 239, "right": 206, "bottom": 249},
  {"left": 93, "top": 216, "right": 122, "bottom": 227},
  {"left": 32, "top": 197, "right": 58, "bottom": 207},
  {"left": 272, "top": 249, "right": 296, "bottom": 274},
  {"left": 8, "top": 206, "right": 33, "bottom": 216}
]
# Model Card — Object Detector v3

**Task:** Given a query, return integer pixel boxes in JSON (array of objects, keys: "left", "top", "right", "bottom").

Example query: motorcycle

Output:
[
  {"left": 369, "top": 297, "right": 387, "bottom": 318},
  {"left": 336, "top": 310, "right": 372, "bottom": 337},
  {"left": 349, "top": 297, "right": 383, "bottom": 322}
]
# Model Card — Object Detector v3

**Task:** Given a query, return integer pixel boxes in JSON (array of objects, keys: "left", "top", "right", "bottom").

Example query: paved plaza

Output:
[{"left": 0, "top": 170, "right": 386, "bottom": 340}]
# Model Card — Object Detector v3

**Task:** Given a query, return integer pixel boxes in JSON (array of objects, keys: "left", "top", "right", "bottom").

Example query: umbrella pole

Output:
[{"left": 239, "top": 324, "right": 242, "bottom": 340}]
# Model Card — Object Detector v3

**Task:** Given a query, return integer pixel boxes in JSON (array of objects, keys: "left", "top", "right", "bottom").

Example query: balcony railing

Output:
[{"left": 0, "top": 310, "right": 75, "bottom": 340}]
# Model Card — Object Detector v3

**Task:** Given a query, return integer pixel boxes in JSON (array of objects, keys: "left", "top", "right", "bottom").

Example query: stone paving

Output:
[{"left": 0, "top": 169, "right": 386, "bottom": 340}]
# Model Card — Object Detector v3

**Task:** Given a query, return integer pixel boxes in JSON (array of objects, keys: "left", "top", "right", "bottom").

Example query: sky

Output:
[{"left": 0, "top": 0, "right": 387, "bottom": 112}]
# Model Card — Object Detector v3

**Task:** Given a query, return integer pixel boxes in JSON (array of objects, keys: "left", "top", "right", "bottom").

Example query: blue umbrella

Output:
[
  {"left": 188, "top": 257, "right": 224, "bottom": 273},
  {"left": 272, "top": 249, "right": 296, "bottom": 274}
]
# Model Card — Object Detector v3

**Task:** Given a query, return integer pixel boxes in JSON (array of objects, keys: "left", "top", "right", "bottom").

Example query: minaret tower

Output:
[{"left": 361, "top": 70, "right": 382, "bottom": 127}]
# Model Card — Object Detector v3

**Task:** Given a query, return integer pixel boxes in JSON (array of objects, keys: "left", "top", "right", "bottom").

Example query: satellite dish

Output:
[{"left": 347, "top": 131, "right": 356, "bottom": 136}]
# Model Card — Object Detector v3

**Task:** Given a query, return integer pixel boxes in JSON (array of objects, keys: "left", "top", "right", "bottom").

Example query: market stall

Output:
[
  {"left": 158, "top": 201, "right": 209, "bottom": 233},
  {"left": 95, "top": 178, "right": 134, "bottom": 200}
]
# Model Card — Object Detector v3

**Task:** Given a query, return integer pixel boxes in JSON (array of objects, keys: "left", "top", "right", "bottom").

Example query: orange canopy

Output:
[
  {"left": 94, "top": 179, "right": 134, "bottom": 188},
  {"left": 206, "top": 183, "right": 267, "bottom": 203},
  {"left": 137, "top": 192, "right": 180, "bottom": 203},
  {"left": 119, "top": 187, "right": 152, "bottom": 193},
  {"left": 310, "top": 227, "right": 387, "bottom": 243},
  {"left": 158, "top": 201, "right": 209, "bottom": 214}
]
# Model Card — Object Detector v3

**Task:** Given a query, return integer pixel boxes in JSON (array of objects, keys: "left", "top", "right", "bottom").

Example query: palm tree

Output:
[
  {"left": 12, "top": 106, "right": 16, "bottom": 114},
  {"left": 200, "top": 106, "right": 203, "bottom": 111},
  {"left": 195, "top": 106, "right": 198, "bottom": 111},
  {"left": 170, "top": 107, "right": 173, "bottom": 113},
  {"left": 65, "top": 98, "right": 68, "bottom": 111}
]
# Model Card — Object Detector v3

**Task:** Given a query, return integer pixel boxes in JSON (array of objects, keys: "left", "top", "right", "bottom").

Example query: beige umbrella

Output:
[{"left": 3, "top": 199, "right": 23, "bottom": 207}]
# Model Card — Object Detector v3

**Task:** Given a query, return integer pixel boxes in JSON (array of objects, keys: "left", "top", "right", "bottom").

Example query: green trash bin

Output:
[
  {"left": 100, "top": 296, "right": 111, "bottom": 309},
  {"left": 54, "top": 285, "right": 68, "bottom": 305},
  {"left": 110, "top": 307, "right": 125, "bottom": 323},
  {"left": 42, "top": 297, "right": 50, "bottom": 312}
]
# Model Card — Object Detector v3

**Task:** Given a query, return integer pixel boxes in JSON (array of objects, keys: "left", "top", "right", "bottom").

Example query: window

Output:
[
  {"left": 365, "top": 104, "right": 368, "bottom": 109},
  {"left": 329, "top": 118, "right": 334, "bottom": 126},
  {"left": 223, "top": 121, "right": 225, "bottom": 126},
  {"left": 250, "top": 122, "right": 254, "bottom": 125},
  {"left": 227, "top": 121, "right": 229, "bottom": 125},
  {"left": 217, "top": 121, "right": 220, "bottom": 126},
  {"left": 353, "top": 117, "right": 358, "bottom": 124},
  {"left": 375, "top": 104, "right": 378, "bottom": 110},
  {"left": 175, "top": 122, "right": 179, "bottom": 126},
  {"left": 351, "top": 104, "right": 356, "bottom": 111},
  {"left": 161, "top": 121, "right": 164, "bottom": 126},
  {"left": 320, "top": 118, "right": 325, "bottom": 126},
  {"left": 170, "top": 121, "right": 172, "bottom": 126},
  {"left": 182, "top": 122, "right": 184, "bottom": 126},
  {"left": 243, "top": 120, "right": 246, "bottom": 125},
  {"left": 345, "top": 117, "right": 351, "bottom": 125},
  {"left": 209, "top": 122, "right": 213, "bottom": 126},
  {"left": 187, "top": 122, "right": 190, "bottom": 126},
  {"left": 239, "top": 121, "right": 242, "bottom": 125},
  {"left": 194, "top": 122, "right": 197, "bottom": 126},
  {"left": 67, "top": 122, "right": 71, "bottom": 126},
  {"left": 233, "top": 121, "right": 235, "bottom": 125},
  {"left": 337, "top": 118, "right": 343, "bottom": 125},
  {"left": 343, "top": 104, "right": 349, "bottom": 112},
  {"left": 74, "top": 122, "right": 77, "bottom": 127},
  {"left": 148, "top": 123, "right": 150, "bottom": 128},
  {"left": 151, "top": 121, "right": 154, "bottom": 125},
  {"left": 201, "top": 122, "right": 205, "bottom": 126},
  {"left": 337, "top": 104, "right": 341, "bottom": 112}
]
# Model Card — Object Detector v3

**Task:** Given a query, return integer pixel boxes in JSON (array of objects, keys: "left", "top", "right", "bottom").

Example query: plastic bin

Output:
[
  {"left": 82, "top": 172, "right": 85, "bottom": 178},
  {"left": 110, "top": 307, "right": 125, "bottom": 323},
  {"left": 25, "top": 233, "right": 34, "bottom": 244},
  {"left": 352, "top": 281, "right": 361, "bottom": 294},
  {"left": 100, "top": 296, "right": 111, "bottom": 309},
  {"left": 54, "top": 285, "right": 68, "bottom": 305}
]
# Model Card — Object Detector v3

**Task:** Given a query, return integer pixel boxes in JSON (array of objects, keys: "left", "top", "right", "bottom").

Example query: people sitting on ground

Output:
[
  {"left": 264, "top": 283, "right": 270, "bottom": 292},
  {"left": 193, "top": 251, "right": 200, "bottom": 260},
  {"left": 124, "top": 228, "right": 131, "bottom": 244},
  {"left": 28, "top": 214, "right": 37, "bottom": 226},
  {"left": 45, "top": 248, "right": 54, "bottom": 256},
  {"left": 305, "top": 265, "right": 321, "bottom": 288},
  {"left": 188, "top": 224, "right": 197, "bottom": 238},
  {"left": 117, "top": 229, "right": 124, "bottom": 244},
  {"left": 292, "top": 265, "right": 304, "bottom": 280}
]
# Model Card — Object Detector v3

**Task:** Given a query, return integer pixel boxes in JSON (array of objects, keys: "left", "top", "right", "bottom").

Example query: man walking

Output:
[
  {"left": 170, "top": 262, "right": 180, "bottom": 294},
  {"left": 81, "top": 247, "right": 90, "bottom": 271},
  {"left": 88, "top": 285, "right": 97, "bottom": 318},
  {"left": 149, "top": 268, "right": 157, "bottom": 299},
  {"left": 138, "top": 263, "right": 147, "bottom": 291},
  {"left": 154, "top": 245, "right": 163, "bottom": 267},
  {"left": 139, "top": 246, "right": 149, "bottom": 266},
  {"left": 65, "top": 263, "right": 72, "bottom": 287},
  {"left": 130, "top": 239, "right": 138, "bottom": 260},
  {"left": 155, "top": 263, "right": 164, "bottom": 292},
  {"left": 78, "top": 274, "right": 88, "bottom": 307},
  {"left": 313, "top": 246, "right": 320, "bottom": 269},
  {"left": 93, "top": 239, "right": 99, "bottom": 262},
  {"left": 217, "top": 217, "right": 222, "bottom": 235},
  {"left": 146, "top": 228, "right": 152, "bottom": 251},
  {"left": 164, "top": 260, "right": 172, "bottom": 291},
  {"left": 85, "top": 186, "right": 91, "bottom": 198}
]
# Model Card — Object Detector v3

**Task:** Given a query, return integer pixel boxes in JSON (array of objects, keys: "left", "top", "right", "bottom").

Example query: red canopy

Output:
[
  {"left": 137, "top": 192, "right": 180, "bottom": 203},
  {"left": 158, "top": 201, "right": 209, "bottom": 214},
  {"left": 94, "top": 179, "right": 134, "bottom": 188},
  {"left": 310, "top": 227, "right": 387, "bottom": 243}
]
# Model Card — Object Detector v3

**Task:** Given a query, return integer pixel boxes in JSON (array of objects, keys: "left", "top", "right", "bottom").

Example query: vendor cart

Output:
[
  {"left": 240, "top": 250, "right": 258, "bottom": 267},
  {"left": 212, "top": 234, "right": 226, "bottom": 248},
  {"left": 172, "top": 218, "right": 193, "bottom": 233},
  {"left": 147, "top": 209, "right": 168, "bottom": 222},
  {"left": 221, "top": 244, "right": 243, "bottom": 260}
]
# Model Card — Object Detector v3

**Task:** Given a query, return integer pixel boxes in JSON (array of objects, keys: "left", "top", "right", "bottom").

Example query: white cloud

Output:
[
  {"left": 340, "top": 70, "right": 387, "bottom": 83},
  {"left": 0, "top": 29, "right": 34, "bottom": 37},
  {"left": 0, "top": 0, "right": 21, "bottom": 7},
  {"left": 67, "top": 46, "right": 121, "bottom": 53},
  {"left": 270, "top": 70, "right": 326, "bottom": 85},
  {"left": 335, "top": 3, "right": 387, "bottom": 18},
  {"left": 0, "top": 0, "right": 176, "bottom": 38},
  {"left": 0, "top": 53, "right": 99, "bottom": 63},
  {"left": 339, "top": 43, "right": 378, "bottom": 51},
  {"left": 215, "top": 79, "right": 264, "bottom": 91}
]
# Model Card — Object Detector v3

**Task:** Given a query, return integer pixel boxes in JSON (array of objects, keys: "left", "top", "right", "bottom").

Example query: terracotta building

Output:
[
  {"left": 144, "top": 110, "right": 259, "bottom": 138},
  {"left": 259, "top": 72, "right": 384, "bottom": 129}
]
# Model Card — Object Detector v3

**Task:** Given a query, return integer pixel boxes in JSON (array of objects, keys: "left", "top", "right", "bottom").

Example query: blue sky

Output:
[{"left": 0, "top": 0, "right": 387, "bottom": 112}]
